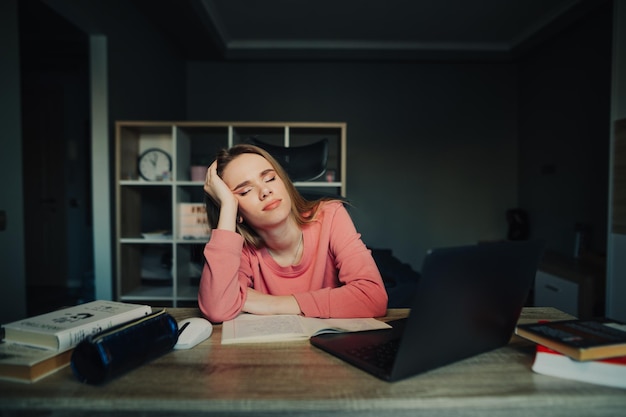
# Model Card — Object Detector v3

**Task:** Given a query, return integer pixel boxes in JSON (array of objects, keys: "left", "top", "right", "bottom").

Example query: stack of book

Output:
[
  {"left": 0, "top": 300, "right": 152, "bottom": 383},
  {"left": 516, "top": 318, "right": 626, "bottom": 389}
]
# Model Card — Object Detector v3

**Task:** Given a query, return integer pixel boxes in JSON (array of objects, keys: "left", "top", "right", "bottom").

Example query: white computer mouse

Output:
[{"left": 174, "top": 317, "right": 213, "bottom": 350}]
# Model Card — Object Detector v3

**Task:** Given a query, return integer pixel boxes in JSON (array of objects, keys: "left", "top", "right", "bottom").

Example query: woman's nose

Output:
[{"left": 260, "top": 187, "right": 272, "bottom": 199}]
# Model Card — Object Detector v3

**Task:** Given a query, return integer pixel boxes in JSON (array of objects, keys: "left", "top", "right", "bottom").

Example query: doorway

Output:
[{"left": 19, "top": 0, "right": 94, "bottom": 315}]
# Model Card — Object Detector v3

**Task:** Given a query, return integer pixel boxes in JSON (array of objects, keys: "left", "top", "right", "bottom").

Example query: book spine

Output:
[
  {"left": 516, "top": 328, "right": 582, "bottom": 360},
  {"left": 55, "top": 305, "right": 152, "bottom": 351}
]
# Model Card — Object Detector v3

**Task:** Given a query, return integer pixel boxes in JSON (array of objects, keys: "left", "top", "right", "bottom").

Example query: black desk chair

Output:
[{"left": 248, "top": 137, "right": 329, "bottom": 182}]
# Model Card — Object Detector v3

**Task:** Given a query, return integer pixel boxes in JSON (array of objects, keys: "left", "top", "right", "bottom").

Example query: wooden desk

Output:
[{"left": 1, "top": 308, "right": 625, "bottom": 417}]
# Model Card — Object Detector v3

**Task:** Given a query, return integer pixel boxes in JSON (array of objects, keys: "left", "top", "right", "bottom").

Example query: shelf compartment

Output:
[
  {"left": 175, "top": 126, "right": 229, "bottom": 181},
  {"left": 289, "top": 126, "right": 343, "bottom": 184},
  {"left": 119, "top": 243, "right": 173, "bottom": 298},
  {"left": 117, "top": 124, "right": 174, "bottom": 181},
  {"left": 120, "top": 185, "right": 172, "bottom": 238},
  {"left": 176, "top": 243, "right": 204, "bottom": 302}
]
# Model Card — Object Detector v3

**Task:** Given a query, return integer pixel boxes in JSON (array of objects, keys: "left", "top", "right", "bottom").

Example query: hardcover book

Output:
[
  {"left": 0, "top": 342, "right": 73, "bottom": 383},
  {"left": 221, "top": 313, "right": 391, "bottom": 345},
  {"left": 532, "top": 345, "right": 626, "bottom": 389},
  {"left": 515, "top": 318, "right": 626, "bottom": 361},
  {"left": 1, "top": 300, "right": 152, "bottom": 351}
]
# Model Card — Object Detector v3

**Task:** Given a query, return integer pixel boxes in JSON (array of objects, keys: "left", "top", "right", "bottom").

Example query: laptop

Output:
[{"left": 310, "top": 239, "right": 545, "bottom": 382}]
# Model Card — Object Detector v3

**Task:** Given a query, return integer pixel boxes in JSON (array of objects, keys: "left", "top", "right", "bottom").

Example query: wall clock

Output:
[{"left": 138, "top": 148, "right": 172, "bottom": 181}]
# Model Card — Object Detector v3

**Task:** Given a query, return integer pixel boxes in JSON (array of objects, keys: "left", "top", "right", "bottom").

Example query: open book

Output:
[{"left": 221, "top": 314, "right": 391, "bottom": 345}]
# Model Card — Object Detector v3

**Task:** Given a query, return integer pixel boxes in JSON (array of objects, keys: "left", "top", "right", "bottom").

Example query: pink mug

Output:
[{"left": 190, "top": 166, "right": 208, "bottom": 182}]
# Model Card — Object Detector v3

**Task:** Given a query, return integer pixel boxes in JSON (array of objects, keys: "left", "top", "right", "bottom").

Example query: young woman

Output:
[{"left": 198, "top": 144, "right": 388, "bottom": 322}]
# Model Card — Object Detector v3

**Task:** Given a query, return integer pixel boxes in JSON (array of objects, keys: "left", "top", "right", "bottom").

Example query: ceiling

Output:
[{"left": 133, "top": 0, "right": 605, "bottom": 61}]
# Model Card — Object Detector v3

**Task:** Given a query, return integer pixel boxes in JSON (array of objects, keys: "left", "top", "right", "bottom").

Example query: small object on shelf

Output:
[
  {"left": 531, "top": 344, "right": 626, "bottom": 389},
  {"left": 190, "top": 166, "right": 208, "bottom": 182},
  {"left": 141, "top": 230, "right": 172, "bottom": 240},
  {"left": 515, "top": 318, "right": 626, "bottom": 361},
  {"left": 138, "top": 148, "right": 172, "bottom": 181},
  {"left": 178, "top": 203, "right": 210, "bottom": 239}
]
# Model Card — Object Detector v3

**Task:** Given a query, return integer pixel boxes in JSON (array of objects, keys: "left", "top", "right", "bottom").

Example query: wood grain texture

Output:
[{"left": 1, "top": 308, "right": 624, "bottom": 417}]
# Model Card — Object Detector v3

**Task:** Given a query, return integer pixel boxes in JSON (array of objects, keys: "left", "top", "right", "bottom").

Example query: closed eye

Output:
[
  {"left": 232, "top": 169, "right": 277, "bottom": 197},
  {"left": 237, "top": 187, "right": 253, "bottom": 196}
]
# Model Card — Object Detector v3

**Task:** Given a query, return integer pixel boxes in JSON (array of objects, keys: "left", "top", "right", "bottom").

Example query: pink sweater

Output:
[{"left": 198, "top": 201, "right": 388, "bottom": 322}]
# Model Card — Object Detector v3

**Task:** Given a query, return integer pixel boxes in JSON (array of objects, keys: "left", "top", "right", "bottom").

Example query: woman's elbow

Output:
[
  {"left": 373, "top": 283, "right": 389, "bottom": 316},
  {"left": 361, "top": 287, "right": 388, "bottom": 317},
  {"left": 198, "top": 295, "right": 241, "bottom": 323},
  {"left": 373, "top": 295, "right": 389, "bottom": 317},
  {"left": 199, "top": 305, "right": 239, "bottom": 324}
]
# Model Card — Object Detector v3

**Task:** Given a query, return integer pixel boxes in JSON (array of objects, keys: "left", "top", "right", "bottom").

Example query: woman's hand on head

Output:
[
  {"left": 204, "top": 161, "right": 237, "bottom": 208},
  {"left": 204, "top": 161, "right": 238, "bottom": 231}
]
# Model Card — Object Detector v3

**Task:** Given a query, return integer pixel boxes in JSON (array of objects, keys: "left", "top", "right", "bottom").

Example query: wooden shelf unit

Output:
[{"left": 115, "top": 121, "right": 347, "bottom": 306}]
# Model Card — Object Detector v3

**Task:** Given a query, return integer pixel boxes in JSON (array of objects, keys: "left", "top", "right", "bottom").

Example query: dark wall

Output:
[
  {"left": 44, "top": 0, "right": 188, "bottom": 121},
  {"left": 13, "top": 0, "right": 613, "bottom": 287},
  {"left": 518, "top": 2, "right": 612, "bottom": 258},
  {"left": 186, "top": 4, "right": 612, "bottom": 270},
  {"left": 187, "top": 61, "right": 519, "bottom": 270},
  {"left": 102, "top": 4, "right": 187, "bottom": 124}
]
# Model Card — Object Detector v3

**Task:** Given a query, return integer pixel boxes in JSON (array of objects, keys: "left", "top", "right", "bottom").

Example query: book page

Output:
[
  {"left": 222, "top": 315, "right": 308, "bottom": 344},
  {"left": 233, "top": 315, "right": 306, "bottom": 338},
  {"left": 300, "top": 317, "right": 392, "bottom": 336},
  {"left": 605, "top": 322, "right": 626, "bottom": 333},
  {"left": 221, "top": 314, "right": 392, "bottom": 344}
]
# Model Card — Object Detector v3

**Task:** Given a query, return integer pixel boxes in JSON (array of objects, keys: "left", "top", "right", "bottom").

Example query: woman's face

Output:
[{"left": 221, "top": 153, "right": 292, "bottom": 230}]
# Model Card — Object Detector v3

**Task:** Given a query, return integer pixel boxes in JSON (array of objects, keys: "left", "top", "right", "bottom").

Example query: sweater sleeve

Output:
[
  {"left": 197, "top": 229, "right": 251, "bottom": 322},
  {"left": 293, "top": 203, "right": 388, "bottom": 318}
]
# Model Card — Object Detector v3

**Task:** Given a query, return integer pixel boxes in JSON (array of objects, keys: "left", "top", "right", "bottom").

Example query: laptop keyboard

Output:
[{"left": 346, "top": 338, "right": 400, "bottom": 371}]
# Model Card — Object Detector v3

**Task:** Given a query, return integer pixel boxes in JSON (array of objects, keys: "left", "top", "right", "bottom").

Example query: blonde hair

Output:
[{"left": 205, "top": 144, "right": 337, "bottom": 248}]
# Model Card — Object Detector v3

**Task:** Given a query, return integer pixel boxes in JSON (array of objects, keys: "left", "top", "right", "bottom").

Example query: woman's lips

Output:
[{"left": 263, "top": 199, "right": 281, "bottom": 211}]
